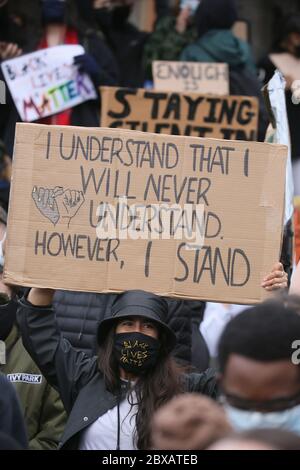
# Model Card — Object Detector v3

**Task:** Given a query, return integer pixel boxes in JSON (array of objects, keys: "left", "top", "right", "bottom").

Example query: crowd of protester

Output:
[{"left": 1, "top": 0, "right": 300, "bottom": 452}]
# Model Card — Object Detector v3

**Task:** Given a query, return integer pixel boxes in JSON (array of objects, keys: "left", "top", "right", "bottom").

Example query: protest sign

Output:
[
  {"left": 264, "top": 70, "right": 294, "bottom": 224},
  {"left": 152, "top": 61, "right": 229, "bottom": 95},
  {"left": 100, "top": 86, "right": 259, "bottom": 141},
  {"left": 4, "top": 123, "right": 286, "bottom": 304},
  {"left": 1, "top": 45, "right": 97, "bottom": 122}
]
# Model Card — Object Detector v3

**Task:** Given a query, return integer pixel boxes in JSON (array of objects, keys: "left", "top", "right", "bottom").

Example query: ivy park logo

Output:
[{"left": 0, "top": 80, "right": 5, "bottom": 104}]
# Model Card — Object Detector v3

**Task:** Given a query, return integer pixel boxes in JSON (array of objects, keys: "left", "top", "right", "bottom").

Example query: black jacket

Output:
[
  {"left": 0, "top": 373, "right": 28, "bottom": 449},
  {"left": 54, "top": 291, "right": 199, "bottom": 366},
  {"left": 17, "top": 295, "right": 217, "bottom": 450}
]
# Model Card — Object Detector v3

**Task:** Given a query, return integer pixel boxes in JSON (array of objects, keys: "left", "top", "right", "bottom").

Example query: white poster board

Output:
[
  {"left": 1, "top": 45, "right": 97, "bottom": 122},
  {"left": 152, "top": 61, "right": 229, "bottom": 95}
]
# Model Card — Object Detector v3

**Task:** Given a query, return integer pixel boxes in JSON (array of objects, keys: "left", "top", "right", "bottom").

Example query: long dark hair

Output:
[{"left": 98, "top": 327, "right": 185, "bottom": 449}]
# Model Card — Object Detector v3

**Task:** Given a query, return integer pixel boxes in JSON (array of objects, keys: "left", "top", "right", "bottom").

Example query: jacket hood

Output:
[
  {"left": 97, "top": 290, "right": 176, "bottom": 352},
  {"left": 195, "top": 0, "right": 238, "bottom": 38},
  {"left": 195, "top": 29, "right": 252, "bottom": 69}
]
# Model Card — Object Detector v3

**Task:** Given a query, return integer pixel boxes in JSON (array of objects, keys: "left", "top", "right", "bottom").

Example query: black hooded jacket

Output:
[
  {"left": 53, "top": 290, "right": 200, "bottom": 367},
  {"left": 17, "top": 295, "right": 217, "bottom": 450}
]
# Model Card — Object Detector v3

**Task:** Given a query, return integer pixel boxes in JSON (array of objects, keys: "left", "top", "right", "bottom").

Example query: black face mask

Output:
[
  {"left": 114, "top": 332, "right": 160, "bottom": 375},
  {"left": 0, "top": 297, "right": 17, "bottom": 341},
  {"left": 94, "top": 7, "right": 113, "bottom": 31},
  {"left": 42, "top": 0, "right": 66, "bottom": 25}
]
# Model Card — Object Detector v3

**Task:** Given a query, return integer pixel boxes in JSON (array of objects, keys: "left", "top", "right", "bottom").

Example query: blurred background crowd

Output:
[{"left": 1, "top": 0, "right": 300, "bottom": 453}]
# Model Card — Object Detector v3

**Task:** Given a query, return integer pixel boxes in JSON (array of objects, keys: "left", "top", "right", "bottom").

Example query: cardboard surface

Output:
[
  {"left": 1, "top": 45, "right": 97, "bottom": 122},
  {"left": 100, "top": 86, "right": 259, "bottom": 141},
  {"left": 4, "top": 123, "right": 287, "bottom": 304},
  {"left": 152, "top": 61, "right": 229, "bottom": 95}
]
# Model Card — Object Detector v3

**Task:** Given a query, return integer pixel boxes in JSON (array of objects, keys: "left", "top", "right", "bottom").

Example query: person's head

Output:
[
  {"left": 92, "top": 0, "right": 134, "bottom": 28},
  {"left": 151, "top": 393, "right": 232, "bottom": 450},
  {"left": 194, "top": 0, "right": 238, "bottom": 38},
  {"left": 274, "top": 14, "right": 300, "bottom": 58},
  {"left": 97, "top": 290, "right": 182, "bottom": 449},
  {"left": 40, "top": 0, "right": 86, "bottom": 33},
  {"left": 208, "top": 428, "right": 300, "bottom": 450},
  {"left": 218, "top": 301, "right": 300, "bottom": 435},
  {"left": 41, "top": 0, "right": 66, "bottom": 25},
  {"left": 97, "top": 290, "right": 176, "bottom": 379}
]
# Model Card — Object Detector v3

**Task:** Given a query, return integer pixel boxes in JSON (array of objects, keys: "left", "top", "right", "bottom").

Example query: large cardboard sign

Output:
[
  {"left": 152, "top": 61, "right": 229, "bottom": 95},
  {"left": 4, "top": 123, "right": 287, "bottom": 304},
  {"left": 100, "top": 86, "right": 259, "bottom": 141},
  {"left": 1, "top": 45, "right": 97, "bottom": 122}
]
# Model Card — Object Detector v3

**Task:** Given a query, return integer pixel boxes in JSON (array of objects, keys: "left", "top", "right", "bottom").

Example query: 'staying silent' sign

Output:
[{"left": 100, "top": 86, "right": 259, "bottom": 141}]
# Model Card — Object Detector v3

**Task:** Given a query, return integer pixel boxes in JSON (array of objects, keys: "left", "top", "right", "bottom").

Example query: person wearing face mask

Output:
[
  {"left": 260, "top": 13, "right": 300, "bottom": 195},
  {"left": 217, "top": 300, "right": 300, "bottom": 437},
  {"left": 180, "top": 0, "right": 269, "bottom": 143},
  {"left": 17, "top": 288, "right": 217, "bottom": 450},
  {"left": 38, "top": 0, "right": 119, "bottom": 119}
]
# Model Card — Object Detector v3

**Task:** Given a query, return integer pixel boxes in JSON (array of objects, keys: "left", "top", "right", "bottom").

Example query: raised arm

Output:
[{"left": 17, "top": 288, "right": 99, "bottom": 414}]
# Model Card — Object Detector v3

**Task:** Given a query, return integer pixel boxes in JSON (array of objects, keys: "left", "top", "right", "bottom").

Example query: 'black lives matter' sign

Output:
[{"left": 100, "top": 87, "right": 258, "bottom": 142}]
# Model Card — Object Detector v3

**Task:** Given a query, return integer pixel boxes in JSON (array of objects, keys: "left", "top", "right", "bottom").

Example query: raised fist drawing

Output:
[
  {"left": 32, "top": 186, "right": 64, "bottom": 225},
  {"left": 32, "top": 186, "right": 85, "bottom": 226}
]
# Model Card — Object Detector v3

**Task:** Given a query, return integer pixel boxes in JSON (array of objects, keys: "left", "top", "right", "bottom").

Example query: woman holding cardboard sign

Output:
[
  {"left": 16, "top": 263, "right": 287, "bottom": 450},
  {"left": 17, "top": 289, "right": 216, "bottom": 449}
]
